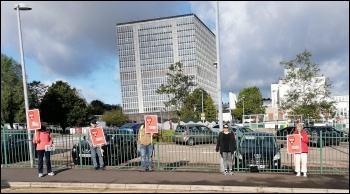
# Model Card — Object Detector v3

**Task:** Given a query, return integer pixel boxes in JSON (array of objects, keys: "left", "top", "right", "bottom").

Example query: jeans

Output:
[
  {"left": 140, "top": 144, "right": 154, "bottom": 170},
  {"left": 90, "top": 146, "right": 104, "bottom": 168},
  {"left": 222, "top": 152, "right": 234, "bottom": 171},
  {"left": 37, "top": 150, "right": 52, "bottom": 174}
]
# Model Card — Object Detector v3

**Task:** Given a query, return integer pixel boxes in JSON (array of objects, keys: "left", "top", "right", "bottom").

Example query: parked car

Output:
[
  {"left": 276, "top": 126, "right": 296, "bottom": 140},
  {"left": 1, "top": 130, "right": 35, "bottom": 164},
  {"left": 304, "top": 126, "right": 341, "bottom": 147},
  {"left": 235, "top": 132, "right": 283, "bottom": 172},
  {"left": 71, "top": 128, "right": 138, "bottom": 166},
  {"left": 174, "top": 124, "right": 218, "bottom": 146},
  {"left": 119, "top": 123, "right": 143, "bottom": 135},
  {"left": 211, "top": 124, "right": 253, "bottom": 140}
]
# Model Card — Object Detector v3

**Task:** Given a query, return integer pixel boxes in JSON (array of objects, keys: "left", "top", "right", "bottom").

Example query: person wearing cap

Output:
[
  {"left": 32, "top": 122, "right": 55, "bottom": 177},
  {"left": 86, "top": 119, "right": 105, "bottom": 170},
  {"left": 215, "top": 124, "right": 236, "bottom": 175}
]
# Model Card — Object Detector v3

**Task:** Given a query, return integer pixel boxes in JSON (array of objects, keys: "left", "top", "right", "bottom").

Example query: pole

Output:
[
  {"left": 215, "top": 1, "right": 224, "bottom": 172},
  {"left": 15, "top": 4, "right": 34, "bottom": 168},
  {"left": 201, "top": 90, "right": 204, "bottom": 123}
]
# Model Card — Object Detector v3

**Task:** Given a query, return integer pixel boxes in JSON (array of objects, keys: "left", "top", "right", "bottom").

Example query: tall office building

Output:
[{"left": 116, "top": 14, "right": 217, "bottom": 119}]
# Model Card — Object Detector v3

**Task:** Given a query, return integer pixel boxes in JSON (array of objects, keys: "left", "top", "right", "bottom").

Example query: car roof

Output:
[
  {"left": 179, "top": 123, "right": 206, "bottom": 127},
  {"left": 243, "top": 132, "right": 273, "bottom": 136}
]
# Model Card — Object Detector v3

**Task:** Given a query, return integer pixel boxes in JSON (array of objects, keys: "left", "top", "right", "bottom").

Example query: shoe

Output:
[
  {"left": 38, "top": 173, "right": 43, "bottom": 177},
  {"left": 303, "top": 172, "right": 307, "bottom": 177},
  {"left": 228, "top": 170, "right": 234, "bottom": 175},
  {"left": 93, "top": 167, "right": 98, "bottom": 170},
  {"left": 148, "top": 168, "right": 154, "bottom": 172},
  {"left": 223, "top": 170, "right": 228, "bottom": 175},
  {"left": 48, "top": 172, "right": 55, "bottom": 176},
  {"left": 296, "top": 172, "right": 301, "bottom": 176},
  {"left": 100, "top": 166, "right": 106, "bottom": 170},
  {"left": 140, "top": 169, "right": 147, "bottom": 172}
]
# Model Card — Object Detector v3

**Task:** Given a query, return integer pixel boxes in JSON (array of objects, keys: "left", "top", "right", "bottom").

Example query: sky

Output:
[{"left": 1, "top": 1, "right": 349, "bottom": 105}]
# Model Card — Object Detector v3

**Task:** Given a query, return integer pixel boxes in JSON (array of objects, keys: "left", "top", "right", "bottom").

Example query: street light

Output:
[
  {"left": 14, "top": 3, "right": 34, "bottom": 167},
  {"left": 215, "top": 1, "right": 223, "bottom": 133},
  {"left": 242, "top": 96, "right": 245, "bottom": 122}
]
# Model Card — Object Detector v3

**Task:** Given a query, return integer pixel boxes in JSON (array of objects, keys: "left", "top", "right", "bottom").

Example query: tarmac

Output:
[{"left": 1, "top": 167, "right": 349, "bottom": 193}]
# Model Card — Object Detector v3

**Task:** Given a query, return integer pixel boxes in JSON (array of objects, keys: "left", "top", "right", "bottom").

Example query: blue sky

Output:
[{"left": 1, "top": 1, "right": 349, "bottom": 105}]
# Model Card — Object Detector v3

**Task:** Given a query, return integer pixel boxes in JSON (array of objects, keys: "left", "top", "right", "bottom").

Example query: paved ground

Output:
[{"left": 1, "top": 167, "right": 349, "bottom": 193}]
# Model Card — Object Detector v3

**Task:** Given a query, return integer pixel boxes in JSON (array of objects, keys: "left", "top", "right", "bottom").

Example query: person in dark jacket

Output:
[{"left": 215, "top": 124, "right": 236, "bottom": 175}]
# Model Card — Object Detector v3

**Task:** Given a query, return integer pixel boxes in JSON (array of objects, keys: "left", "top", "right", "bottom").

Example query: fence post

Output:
[{"left": 2, "top": 126, "right": 8, "bottom": 167}]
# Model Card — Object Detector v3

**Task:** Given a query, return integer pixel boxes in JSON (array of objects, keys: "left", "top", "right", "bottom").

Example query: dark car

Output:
[
  {"left": 211, "top": 124, "right": 253, "bottom": 140},
  {"left": 71, "top": 128, "right": 138, "bottom": 166},
  {"left": 304, "top": 126, "right": 341, "bottom": 147},
  {"left": 1, "top": 130, "right": 35, "bottom": 164},
  {"left": 174, "top": 124, "right": 218, "bottom": 146},
  {"left": 276, "top": 127, "right": 296, "bottom": 140},
  {"left": 235, "top": 132, "right": 283, "bottom": 172},
  {"left": 119, "top": 123, "right": 143, "bottom": 135}
]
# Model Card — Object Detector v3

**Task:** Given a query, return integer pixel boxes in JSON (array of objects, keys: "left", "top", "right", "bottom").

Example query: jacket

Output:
[
  {"left": 137, "top": 124, "right": 153, "bottom": 146},
  {"left": 33, "top": 129, "right": 53, "bottom": 150},
  {"left": 215, "top": 131, "right": 236, "bottom": 155},
  {"left": 292, "top": 130, "right": 309, "bottom": 153}
]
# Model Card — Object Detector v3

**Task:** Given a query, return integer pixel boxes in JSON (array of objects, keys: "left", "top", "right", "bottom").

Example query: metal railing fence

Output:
[{"left": 1, "top": 127, "right": 349, "bottom": 174}]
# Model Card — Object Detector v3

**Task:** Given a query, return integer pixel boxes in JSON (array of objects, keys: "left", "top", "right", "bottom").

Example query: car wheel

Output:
[{"left": 187, "top": 138, "right": 194, "bottom": 146}]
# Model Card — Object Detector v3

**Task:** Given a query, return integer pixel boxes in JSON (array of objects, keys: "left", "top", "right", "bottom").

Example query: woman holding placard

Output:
[{"left": 292, "top": 123, "right": 309, "bottom": 177}]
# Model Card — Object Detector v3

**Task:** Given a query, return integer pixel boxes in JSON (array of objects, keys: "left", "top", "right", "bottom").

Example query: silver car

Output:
[{"left": 174, "top": 124, "right": 218, "bottom": 146}]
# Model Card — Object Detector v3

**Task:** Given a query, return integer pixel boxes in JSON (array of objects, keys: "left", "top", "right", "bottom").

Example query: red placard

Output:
[
  {"left": 89, "top": 127, "right": 106, "bottom": 146},
  {"left": 287, "top": 134, "right": 302, "bottom": 154},
  {"left": 27, "top": 109, "right": 41, "bottom": 130},
  {"left": 144, "top": 115, "right": 158, "bottom": 134}
]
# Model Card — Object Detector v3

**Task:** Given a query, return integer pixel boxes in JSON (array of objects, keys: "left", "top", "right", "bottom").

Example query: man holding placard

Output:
[{"left": 137, "top": 115, "right": 158, "bottom": 172}]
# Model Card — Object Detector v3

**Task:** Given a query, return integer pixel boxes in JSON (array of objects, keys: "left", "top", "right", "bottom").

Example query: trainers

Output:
[
  {"left": 296, "top": 172, "right": 301, "bottom": 176},
  {"left": 93, "top": 167, "right": 98, "bottom": 170},
  {"left": 148, "top": 168, "right": 154, "bottom": 172},
  {"left": 48, "top": 172, "right": 55, "bottom": 176},
  {"left": 223, "top": 170, "right": 228, "bottom": 175},
  {"left": 100, "top": 166, "right": 106, "bottom": 170},
  {"left": 228, "top": 170, "right": 234, "bottom": 175},
  {"left": 140, "top": 169, "right": 147, "bottom": 172},
  {"left": 38, "top": 173, "right": 43, "bottom": 177},
  {"left": 303, "top": 172, "right": 307, "bottom": 177}
]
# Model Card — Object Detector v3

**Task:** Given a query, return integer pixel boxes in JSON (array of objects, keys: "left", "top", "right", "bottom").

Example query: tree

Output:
[
  {"left": 279, "top": 50, "right": 335, "bottom": 119},
  {"left": 88, "top": 100, "right": 107, "bottom": 115},
  {"left": 236, "top": 87, "right": 265, "bottom": 116},
  {"left": 1, "top": 54, "right": 25, "bottom": 127},
  {"left": 156, "top": 62, "right": 197, "bottom": 118},
  {"left": 101, "top": 109, "right": 128, "bottom": 127},
  {"left": 28, "top": 81, "right": 48, "bottom": 109},
  {"left": 204, "top": 96, "right": 217, "bottom": 120},
  {"left": 39, "top": 80, "right": 92, "bottom": 130}
]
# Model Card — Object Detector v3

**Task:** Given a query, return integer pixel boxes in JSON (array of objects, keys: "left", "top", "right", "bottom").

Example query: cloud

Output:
[{"left": 1, "top": 1, "right": 348, "bottom": 105}]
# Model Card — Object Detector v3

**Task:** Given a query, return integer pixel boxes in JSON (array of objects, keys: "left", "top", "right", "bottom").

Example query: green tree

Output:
[
  {"left": 156, "top": 62, "right": 196, "bottom": 118},
  {"left": 1, "top": 54, "right": 25, "bottom": 127},
  {"left": 28, "top": 81, "right": 48, "bottom": 109},
  {"left": 279, "top": 50, "right": 335, "bottom": 119},
  {"left": 101, "top": 109, "right": 128, "bottom": 127},
  {"left": 236, "top": 87, "right": 265, "bottom": 119},
  {"left": 88, "top": 100, "right": 107, "bottom": 115},
  {"left": 204, "top": 96, "right": 217, "bottom": 120},
  {"left": 39, "top": 80, "right": 92, "bottom": 130}
]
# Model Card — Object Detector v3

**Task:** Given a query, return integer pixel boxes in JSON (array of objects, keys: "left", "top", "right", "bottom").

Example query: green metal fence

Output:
[{"left": 1, "top": 127, "right": 349, "bottom": 174}]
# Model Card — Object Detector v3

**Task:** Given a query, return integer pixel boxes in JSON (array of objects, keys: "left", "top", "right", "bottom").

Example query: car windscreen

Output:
[
  {"left": 241, "top": 127, "right": 253, "bottom": 132},
  {"left": 240, "top": 135, "right": 276, "bottom": 148},
  {"left": 175, "top": 126, "right": 186, "bottom": 132}
]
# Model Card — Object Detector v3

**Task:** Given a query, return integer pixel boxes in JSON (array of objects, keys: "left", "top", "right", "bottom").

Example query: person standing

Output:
[
  {"left": 215, "top": 124, "right": 236, "bottom": 175},
  {"left": 137, "top": 123, "right": 156, "bottom": 172},
  {"left": 293, "top": 123, "right": 309, "bottom": 177},
  {"left": 86, "top": 119, "right": 105, "bottom": 170},
  {"left": 33, "top": 123, "right": 54, "bottom": 177}
]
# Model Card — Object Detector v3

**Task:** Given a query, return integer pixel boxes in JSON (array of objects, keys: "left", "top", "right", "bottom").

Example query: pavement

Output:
[{"left": 1, "top": 167, "right": 349, "bottom": 193}]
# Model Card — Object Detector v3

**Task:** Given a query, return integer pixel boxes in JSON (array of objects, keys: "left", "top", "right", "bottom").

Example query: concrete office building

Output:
[{"left": 116, "top": 14, "right": 217, "bottom": 121}]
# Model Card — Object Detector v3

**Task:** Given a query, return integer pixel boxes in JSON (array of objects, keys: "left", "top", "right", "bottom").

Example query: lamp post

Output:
[
  {"left": 215, "top": 1, "right": 224, "bottom": 173},
  {"left": 14, "top": 3, "right": 34, "bottom": 167},
  {"left": 242, "top": 96, "right": 245, "bottom": 123}
]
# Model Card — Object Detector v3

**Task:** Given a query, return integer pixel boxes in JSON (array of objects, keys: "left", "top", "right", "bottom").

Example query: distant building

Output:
[{"left": 116, "top": 14, "right": 217, "bottom": 121}]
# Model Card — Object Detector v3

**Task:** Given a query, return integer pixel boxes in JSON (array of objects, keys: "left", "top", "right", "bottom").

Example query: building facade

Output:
[{"left": 116, "top": 14, "right": 217, "bottom": 120}]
